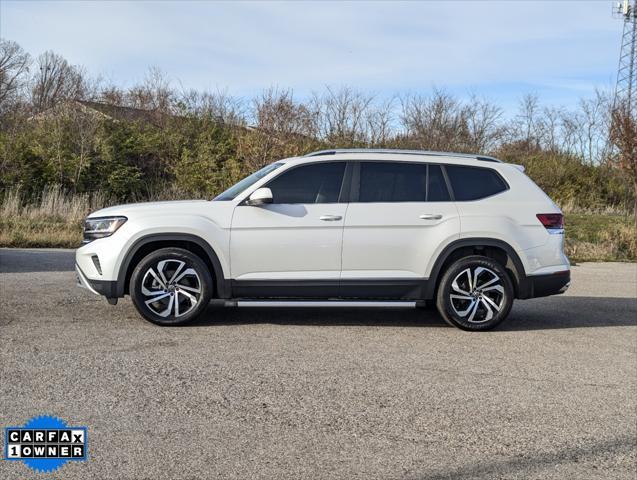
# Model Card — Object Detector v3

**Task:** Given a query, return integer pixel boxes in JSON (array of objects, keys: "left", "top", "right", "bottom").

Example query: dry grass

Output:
[
  {"left": 0, "top": 185, "right": 106, "bottom": 248},
  {"left": 1, "top": 186, "right": 636, "bottom": 262},
  {"left": 1, "top": 185, "right": 106, "bottom": 223},
  {"left": 0, "top": 184, "right": 207, "bottom": 248},
  {"left": 565, "top": 214, "right": 636, "bottom": 262},
  {"left": 557, "top": 198, "right": 634, "bottom": 216}
]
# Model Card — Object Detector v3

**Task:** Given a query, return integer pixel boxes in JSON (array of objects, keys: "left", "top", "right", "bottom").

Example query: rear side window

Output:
[
  {"left": 445, "top": 165, "right": 508, "bottom": 201},
  {"left": 358, "top": 162, "right": 451, "bottom": 202},
  {"left": 266, "top": 162, "right": 345, "bottom": 204},
  {"left": 360, "top": 162, "right": 427, "bottom": 202}
]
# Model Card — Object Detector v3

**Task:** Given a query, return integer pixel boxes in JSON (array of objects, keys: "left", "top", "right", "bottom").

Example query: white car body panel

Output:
[
  {"left": 76, "top": 150, "right": 570, "bottom": 304},
  {"left": 230, "top": 203, "right": 348, "bottom": 280},
  {"left": 341, "top": 201, "right": 460, "bottom": 279},
  {"left": 78, "top": 200, "right": 233, "bottom": 282}
]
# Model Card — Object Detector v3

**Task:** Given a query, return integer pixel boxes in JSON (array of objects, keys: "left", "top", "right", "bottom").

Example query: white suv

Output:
[{"left": 76, "top": 149, "right": 570, "bottom": 330}]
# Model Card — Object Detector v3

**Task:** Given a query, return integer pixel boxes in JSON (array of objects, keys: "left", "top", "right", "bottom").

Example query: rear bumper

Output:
[{"left": 518, "top": 270, "right": 570, "bottom": 299}]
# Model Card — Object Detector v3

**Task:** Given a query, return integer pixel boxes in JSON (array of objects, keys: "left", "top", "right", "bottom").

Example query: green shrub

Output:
[{"left": 496, "top": 147, "right": 633, "bottom": 212}]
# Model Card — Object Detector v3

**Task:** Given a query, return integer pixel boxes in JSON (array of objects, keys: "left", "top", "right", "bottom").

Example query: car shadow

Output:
[
  {"left": 188, "top": 295, "right": 637, "bottom": 331},
  {"left": 501, "top": 295, "right": 637, "bottom": 331},
  {"left": 191, "top": 304, "right": 447, "bottom": 328},
  {"left": 413, "top": 434, "right": 635, "bottom": 479}
]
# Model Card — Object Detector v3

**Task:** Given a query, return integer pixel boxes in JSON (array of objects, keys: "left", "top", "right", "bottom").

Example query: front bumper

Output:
[
  {"left": 76, "top": 264, "right": 118, "bottom": 298},
  {"left": 76, "top": 264, "right": 99, "bottom": 295}
]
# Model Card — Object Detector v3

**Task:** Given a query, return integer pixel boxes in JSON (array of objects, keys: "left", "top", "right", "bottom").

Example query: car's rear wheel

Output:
[
  {"left": 435, "top": 255, "right": 514, "bottom": 331},
  {"left": 130, "top": 248, "right": 212, "bottom": 325}
]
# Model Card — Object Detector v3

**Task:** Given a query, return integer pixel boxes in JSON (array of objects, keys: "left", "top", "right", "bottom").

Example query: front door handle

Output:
[
  {"left": 419, "top": 214, "right": 443, "bottom": 220},
  {"left": 320, "top": 215, "right": 343, "bottom": 221}
]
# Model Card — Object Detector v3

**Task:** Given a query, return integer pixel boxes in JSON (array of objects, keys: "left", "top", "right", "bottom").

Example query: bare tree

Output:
[
  {"left": 546, "top": 90, "right": 612, "bottom": 164},
  {"left": 558, "top": 108, "right": 579, "bottom": 154},
  {"left": 238, "top": 88, "right": 318, "bottom": 170},
  {"left": 178, "top": 87, "right": 245, "bottom": 125},
  {"left": 254, "top": 87, "right": 315, "bottom": 138},
  {"left": 31, "top": 51, "right": 85, "bottom": 112},
  {"left": 365, "top": 97, "right": 395, "bottom": 147},
  {"left": 400, "top": 89, "right": 470, "bottom": 152},
  {"left": 99, "top": 84, "right": 126, "bottom": 106},
  {"left": 538, "top": 106, "right": 562, "bottom": 152},
  {"left": 127, "top": 66, "right": 173, "bottom": 113},
  {"left": 70, "top": 108, "right": 100, "bottom": 189},
  {"left": 502, "top": 89, "right": 612, "bottom": 164},
  {"left": 0, "top": 38, "right": 31, "bottom": 113},
  {"left": 464, "top": 95, "right": 504, "bottom": 152},
  {"left": 512, "top": 93, "right": 541, "bottom": 149},
  {"left": 610, "top": 104, "right": 637, "bottom": 220},
  {"left": 312, "top": 86, "right": 374, "bottom": 145},
  {"left": 577, "top": 91, "right": 610, "bottom": 164},
  {"left": 579, "top": 90, "right": 611, "bottom": 164}
]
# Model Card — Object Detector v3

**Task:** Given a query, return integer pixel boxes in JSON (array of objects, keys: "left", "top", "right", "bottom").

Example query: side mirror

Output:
[{"left": 246, "top": 187, "right": 273, "bottom": 206}]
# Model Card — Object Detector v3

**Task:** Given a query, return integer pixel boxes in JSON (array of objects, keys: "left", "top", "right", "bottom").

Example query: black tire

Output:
[
  {"left": 130, "top": 247, "right": 213, "bottom": 326},
  {"left": 435, "top": 255, "right": 514, "bottom": 331}
]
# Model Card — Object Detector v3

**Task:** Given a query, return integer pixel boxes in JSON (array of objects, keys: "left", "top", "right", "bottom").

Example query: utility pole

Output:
[{"left": 613, "top": 0, "right": 637, "bottom": 119}]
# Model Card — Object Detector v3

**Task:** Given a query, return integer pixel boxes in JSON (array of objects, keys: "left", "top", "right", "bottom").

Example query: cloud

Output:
[{"left": 0, "top": 0, "right": 621, "bottom": 108}]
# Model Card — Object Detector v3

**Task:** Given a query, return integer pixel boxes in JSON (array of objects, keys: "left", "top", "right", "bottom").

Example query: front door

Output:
[
  {"left": 230, "top": 161, "right": 349, "bottom": 298},
  {"left": 340, "top": 161, "right": 460, "bottom": 299}
]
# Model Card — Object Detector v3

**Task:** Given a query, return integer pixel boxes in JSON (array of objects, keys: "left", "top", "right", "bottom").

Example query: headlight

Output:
[{"left": 83, "top": 216, "right": 127, "bottom": 244}]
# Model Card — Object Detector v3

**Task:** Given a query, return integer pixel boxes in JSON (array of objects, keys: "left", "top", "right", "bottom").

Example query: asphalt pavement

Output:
[{"left": 0, "top": 248, "right": 635, "bottom": 479}]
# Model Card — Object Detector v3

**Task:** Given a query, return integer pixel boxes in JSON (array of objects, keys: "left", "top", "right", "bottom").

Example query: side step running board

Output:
[{"left": 236, "top": 301, "right": 417, "bottom": 308}]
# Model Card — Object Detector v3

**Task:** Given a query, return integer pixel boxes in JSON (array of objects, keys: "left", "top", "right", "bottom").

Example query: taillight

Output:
[{"left": 536, "top": 213, "right": 564, "bottom": 230}]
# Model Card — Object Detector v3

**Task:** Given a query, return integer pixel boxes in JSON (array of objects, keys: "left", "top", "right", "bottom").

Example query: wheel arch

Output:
[
  {"left": 116, "top": 233, "right": 230, "bottom": 299},
  {"left": 425, "top": 238, "right": 528, "bottom": 300}
]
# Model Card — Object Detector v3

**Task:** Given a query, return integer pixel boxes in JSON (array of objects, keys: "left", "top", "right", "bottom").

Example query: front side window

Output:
[
  {"left": 214, "top": 162, "right": 284, "bottom": 201},
  {"left": 445, "top": 165, "right": 508, "bottom": 201},
  {"left": 266, "top": 162, "right": 346, "bottom": 204},
  {"left": 358, "top": 162, "right": 451, "bottom": 202}
]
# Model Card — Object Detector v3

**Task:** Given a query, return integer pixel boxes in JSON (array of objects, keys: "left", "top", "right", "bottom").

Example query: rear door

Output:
[
  {"left": 230, "top": 161, "right": 349, "bottom": 297},
  {"left": 340, "top": 161, "right": 460, "bottom": 299}
]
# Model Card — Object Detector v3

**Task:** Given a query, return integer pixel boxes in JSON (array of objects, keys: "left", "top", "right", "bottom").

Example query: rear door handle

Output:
[
  {"left": 419, "top": 214, "right": 443, "bottom": 220},
  {"left": 320, "top": 215, "right": 343, "bottom": 221}
]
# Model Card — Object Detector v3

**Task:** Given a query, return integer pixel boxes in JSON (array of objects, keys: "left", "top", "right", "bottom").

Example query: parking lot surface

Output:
[{"left": 1, "top": 249, "right": 636, "bottom": 479}]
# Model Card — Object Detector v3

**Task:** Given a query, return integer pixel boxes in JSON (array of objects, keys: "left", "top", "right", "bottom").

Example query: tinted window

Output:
[
  {"left": 360, "top": 162, "right": 427, "bottom": 202},
  {"left": 266, "top": 162, "right": 345, "bottom": 204},
  {"left": 359, "top": 162, "right": 451, "bottom": 202},
  {"left": 445, "top": 165, "right": 507, "bottom": 201},
  {"left": 214, "top": 162, "right": 283, "bottom": 201}
]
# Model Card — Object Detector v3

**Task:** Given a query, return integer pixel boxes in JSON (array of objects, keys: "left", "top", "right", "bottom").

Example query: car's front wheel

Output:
[
  {"left": 435, "top": 255, "right": 514, "bottom": 331},
  {"left": 130, "top": 248, "right": 212, "bottom": 325}
]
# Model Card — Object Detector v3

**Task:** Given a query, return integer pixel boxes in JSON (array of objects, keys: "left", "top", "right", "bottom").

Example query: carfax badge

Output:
[{"left": 4, "top": 415, "right": 88, "bottom": 474}]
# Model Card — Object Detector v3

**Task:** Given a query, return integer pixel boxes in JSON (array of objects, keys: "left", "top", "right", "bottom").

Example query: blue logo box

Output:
[{"left": 4, "top": 416, "right": 88, "bottom": 474}]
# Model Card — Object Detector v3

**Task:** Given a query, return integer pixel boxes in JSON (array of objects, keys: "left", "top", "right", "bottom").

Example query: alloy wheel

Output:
[
  {"left": 140, "top": 259, "right": 202, "bottom": 318},
  {"left": 449, "top": 266, "right": 505, "bottom": 324}
]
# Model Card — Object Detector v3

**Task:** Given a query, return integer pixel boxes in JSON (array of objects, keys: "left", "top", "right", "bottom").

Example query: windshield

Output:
[{"left": 213, "top": 162, "right": 284, "bottom": 201}]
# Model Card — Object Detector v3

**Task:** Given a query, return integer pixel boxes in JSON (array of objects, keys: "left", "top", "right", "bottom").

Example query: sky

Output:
[{"left": 0, "top": 0, "right": 624, "bottom": 114}]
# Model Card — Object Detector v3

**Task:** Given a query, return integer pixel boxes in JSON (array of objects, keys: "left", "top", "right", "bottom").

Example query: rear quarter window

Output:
[{"left": 445, "top": 165, "right": 508, "bottom": 201}]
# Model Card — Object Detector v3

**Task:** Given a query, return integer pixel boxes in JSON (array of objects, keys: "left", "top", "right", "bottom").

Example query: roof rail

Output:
[{"left": 304, "top": 148, "right": 502, "bottom": 163}]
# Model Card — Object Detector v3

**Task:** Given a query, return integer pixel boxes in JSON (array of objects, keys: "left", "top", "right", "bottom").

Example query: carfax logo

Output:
[{"left": 4, "top": 415, "right": 87, "bottom": 473}]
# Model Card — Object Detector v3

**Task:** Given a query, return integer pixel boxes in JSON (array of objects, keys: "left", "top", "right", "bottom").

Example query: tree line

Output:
[{"left": 0, "top": 38, "right": 634, "bottom": 211}]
